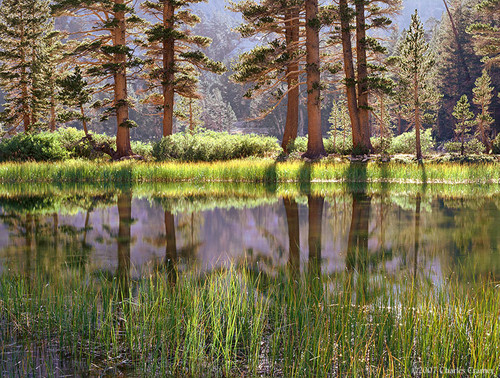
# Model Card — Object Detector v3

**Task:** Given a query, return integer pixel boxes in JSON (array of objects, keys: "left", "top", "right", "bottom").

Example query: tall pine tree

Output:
[
  {"left": 337, "top": 0, "right": 401, "bottom": 154},
  {"left": 472, "top": 69, "right": 494, "bottom": 151},
  {"left": 467, "top": 0, "right": 500, "bottom": 68},
  {"left": 52, "top": 0, "right": 144, "bottom": 158},
  {"left": 395, "top": 10, "right": 440, "bottom": 160},
  {"left": 141, "top": 0, "right": 226, "bottom": 137},
  {"left": 231, "top": 0, "right": 305, "bottom": 152},
  {"left": 0, "top": 0, "right": 57, "bottom": 132},
  {"left": 453, "top": 94, "right": 475, "bottom": 156}
]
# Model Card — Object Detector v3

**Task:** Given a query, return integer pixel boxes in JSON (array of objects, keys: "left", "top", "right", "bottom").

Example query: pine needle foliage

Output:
[
  {"left": 140, "top": 0, "right": 226, "bottom": 137},
  {"left": 0, "top": 0, "right": 59, "bottom": 132},
  {"left": 393, "top": 10, "right": 441, "bottom": 160},
  {"left": 453, "top": 94, "right": 475, "bottom": 156}
]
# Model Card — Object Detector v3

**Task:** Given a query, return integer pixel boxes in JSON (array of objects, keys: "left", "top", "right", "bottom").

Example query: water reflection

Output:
[{"left": 0, "top": 186, "right": 499, "bottom": 281}]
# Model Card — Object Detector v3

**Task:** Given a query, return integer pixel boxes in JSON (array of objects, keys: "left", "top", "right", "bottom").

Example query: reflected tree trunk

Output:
[
  {"left": 165, "top": 210, "right": 177, "bottom": 285},
  {"left": 414, "top": 194, "right": 421, "bottom": 279},
  {"left": 284, "top": 198, "right": 300, "bottom": 275},
  {"left": 25, "top": 213, "right": 33, "bottom": 278},
  {"left": 117, "top": 192, "right": 132, "bottom": 302},
  {"left": 308, "top": 196, "right": 324, "bottom": 278},
  {"left": 346, "top": 193, "right": 371, "bottom": 273}
]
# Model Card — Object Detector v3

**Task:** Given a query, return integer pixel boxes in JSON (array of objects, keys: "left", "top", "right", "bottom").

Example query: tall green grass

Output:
[
  {"left": 1, "top": 266, "right": 499, "bottom": 376},
  {"left": 0, "top": 159, "right": 498, "bottom": 184}
]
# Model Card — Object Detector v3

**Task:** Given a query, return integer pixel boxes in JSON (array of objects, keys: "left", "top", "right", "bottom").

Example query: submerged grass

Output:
[
  {"left": 0, "top": 159, "right": 498, "bottom": 185},
  {"left": 1, "top": 266, "right": 499, "bottom": 376}
]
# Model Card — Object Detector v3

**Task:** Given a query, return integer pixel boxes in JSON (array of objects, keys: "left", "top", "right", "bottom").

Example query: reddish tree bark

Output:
[{"left": 303, "top": 0, "right": 326, "bottom": 159}]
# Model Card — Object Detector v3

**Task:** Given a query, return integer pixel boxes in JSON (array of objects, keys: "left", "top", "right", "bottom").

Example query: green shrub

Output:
[
  {"left": 58, "top": 128, "right": 152, "bottom": 160},
  {"left": 0, "top": 132, "right": 69, "bottom": 162},
  {"left": 390, "top": 129, "right": 434, "bottom": 155},
  {"left": 152, "top": 131, "right": 281, "bottom": 162},
  {"left": 371, "top": 136, "right": 393, "bottom": 155},
  {"left": 287, "top": 136, "right": 352, "bottom": 155},
  {"left": 493, "top": 134, "right": 500, "bottom": 154},
  {"left": 444, "top": 139, "right": 485, "bottom": 155}
]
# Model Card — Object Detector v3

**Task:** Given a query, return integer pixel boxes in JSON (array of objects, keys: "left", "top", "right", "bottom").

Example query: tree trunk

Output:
[
  {"left": 282, "top": 8, "right": 300, "bottom": 153},
  {"left": 339, "top": 0, "right": 362, "bottom": 153},
  {"left": 284, "top": 198, "right": 300, "bottom": 274},
  {"left": 114, "top": 0, "right": 132, "bottom": 158},
  {"left": 461, "top": 129, "right": 465, "bottom": 156},
  {"left": 414, "top": 73, "right": 422, "bottom": 160},
  {"left": 303, "top": 0, "right": 326, "bottom": 159},
  {"left": 397, "top": 112, "right": 402, "bottom": 135},
  {"left": 20, "top": 14, "right": 30, "bottom": 132},
  {"left": 50, "top": 95, "right": 56, "bottom": 132},
  {"left": 163, "top": 1, "right": 175, "bottom": 137},
  {"left": 80, "top": 104, "right": 89, "bottom": 137},
  {"left": 189, "top": 98, "right": 194, "bottom": 133},
  {"left": 355, "top": 0, "right": 372, "bottom": 152},
  {"left": 478, "top": 108, "right": 492, "bottom": 152}
]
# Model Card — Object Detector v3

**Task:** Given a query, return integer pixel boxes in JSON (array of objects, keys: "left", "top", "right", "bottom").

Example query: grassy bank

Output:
[
  {"left": 1, "top": 267, "right": 498, "bottom": 376},
  {"left": 0, "top": 159, "right": 499, "bottom": 185}
]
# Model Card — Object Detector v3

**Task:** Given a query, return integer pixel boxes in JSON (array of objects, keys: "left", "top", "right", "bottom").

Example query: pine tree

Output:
[
  {"left": 203, "top": 88, "right": 237, "bottom": 132},
  {"left": 57, "top": 67, "right": 92, "bottom": 136},
  {"left": 453, "top": 94, "right": 475, "bottom": 156},
  {"left": 52, "top": 0, "right": 144, "bottom": 158},
  {"left": 396, "top": 10, "right": 440, "bottom": 160},
  {"left": 231, "top": 0, "right": 305, "bottom": 152},
  {"left": 328, "top": 96, "right": 351, "bottom": 153},
  {"left": 0, "top": 0, "right": 57, "bottom": 132},
  {"left": 467, "top": 0, "right": 500, "bottom": 67},
  {"left": 432, "top": 0, "right": 484, "bottom": 139},
  {"left": 472, "top": 69, "right": 494, "bottom": 151},
  {"left": 337, "top": 0, "right": 401, "bottom": 154},
  {"left": 141, "top": 0, "right": 226, "bottom": 138},
  {"left": 175, "top": 96, "right": 203, "bottom": 133}
]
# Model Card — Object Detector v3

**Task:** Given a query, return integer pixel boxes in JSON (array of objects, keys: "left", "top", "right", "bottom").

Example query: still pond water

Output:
[{"left": 0, "top": 183, "right": 498, "bottom": 281}]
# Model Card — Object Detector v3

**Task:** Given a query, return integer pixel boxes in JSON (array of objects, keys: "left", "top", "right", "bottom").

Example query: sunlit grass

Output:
[
  {"left": 0, "top": 159, "right": 498, "bottom": 185},
  {"left": 1, "top": 266, "right": 499, "bottom": 376}
]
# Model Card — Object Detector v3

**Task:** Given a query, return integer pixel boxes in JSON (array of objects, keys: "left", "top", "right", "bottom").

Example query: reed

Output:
[
  {"left": 1, "top": 266, "right": 498, "bottom": 376},
  {"left": 0, "top": 160, "right": 498, "bottom": 185}
]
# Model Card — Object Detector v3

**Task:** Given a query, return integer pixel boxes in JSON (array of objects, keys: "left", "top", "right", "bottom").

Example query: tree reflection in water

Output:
[
  {"left": 165, "top": 210, "right": 177, "bottom": 285},
  {"left": 117, "top": 192, "right": 132, "bottom": 302},
  {"left": 284, "top": 197, "right": 300, "bottom": 275}
]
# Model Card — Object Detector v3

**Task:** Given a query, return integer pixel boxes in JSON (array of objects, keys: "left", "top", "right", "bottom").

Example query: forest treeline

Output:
[{"left": 0, "top": 0, "right": 498, "bottom": 159}]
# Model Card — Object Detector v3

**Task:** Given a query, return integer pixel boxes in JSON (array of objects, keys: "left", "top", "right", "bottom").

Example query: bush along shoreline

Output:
[{"left": 0, "top": 128, "right": 499, "bottom": 164}]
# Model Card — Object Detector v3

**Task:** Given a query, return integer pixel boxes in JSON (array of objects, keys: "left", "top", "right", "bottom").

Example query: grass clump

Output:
[
  {"left": 152, "top": 131, "right": 281, "bottom": 161},
  {"left": 1, "top": 266, "right": 499, "bottom": 376}
]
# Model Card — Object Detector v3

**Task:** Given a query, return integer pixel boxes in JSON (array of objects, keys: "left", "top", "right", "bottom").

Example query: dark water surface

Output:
[{"left": 0, "top": 183, "right": 498, "bottom": 281}]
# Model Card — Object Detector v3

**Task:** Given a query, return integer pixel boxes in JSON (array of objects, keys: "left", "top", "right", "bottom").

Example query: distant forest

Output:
[{"left": 0, "top": 0, "right": 498, "bottom": 156}]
